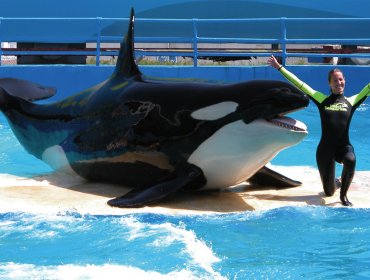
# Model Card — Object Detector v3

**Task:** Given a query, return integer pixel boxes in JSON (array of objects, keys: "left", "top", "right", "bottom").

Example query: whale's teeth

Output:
[{"left": 270, "top": 117, "right": 307, "bottom": 132}]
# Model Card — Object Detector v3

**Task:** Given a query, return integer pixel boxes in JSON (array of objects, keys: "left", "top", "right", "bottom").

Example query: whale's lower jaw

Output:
[{"left": 187, "top": 119, "right": 307, "bottom": 190}]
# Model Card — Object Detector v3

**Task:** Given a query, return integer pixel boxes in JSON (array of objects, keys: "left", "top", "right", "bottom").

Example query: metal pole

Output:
[
  {"left": 0, "top": 18, "right": 2, "bottom": 66},
  {"left": 281, "top": 17, "right": 287, "bottom": 66},
  {"left": 96, "top": 17, "right": 102, "bottom": 66},
  {"left": 192, "top": 18, "right": 198, "bottom": 67}
]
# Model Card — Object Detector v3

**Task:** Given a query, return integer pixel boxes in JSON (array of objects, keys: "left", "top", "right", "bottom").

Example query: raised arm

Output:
[
  {"left": 347, "top": 83, "right": 370, "bottom": 106},
  {"left": 268, "top": 55, "right": 327, "bottom": 103}
]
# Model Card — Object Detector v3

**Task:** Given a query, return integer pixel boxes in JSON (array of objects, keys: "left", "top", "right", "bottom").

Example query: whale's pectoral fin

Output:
[
  {"left": 107, "top": 164, "right": 205, "bottom": 208},
  {"left": 247, "top": 166, "right": 302, "bottom": 188},
  {"left": 0, "top": 78, "right": 56, "bottom": 101}
]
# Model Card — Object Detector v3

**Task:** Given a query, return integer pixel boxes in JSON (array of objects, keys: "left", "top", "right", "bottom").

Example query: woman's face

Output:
[{"left": 329, "top": 71, "right": 346, "bottom": 95}]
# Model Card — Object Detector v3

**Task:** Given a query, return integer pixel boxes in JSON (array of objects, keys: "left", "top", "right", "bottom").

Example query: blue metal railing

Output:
[{"left": 1, "top": 17, "right": 370, "bottom": 66}]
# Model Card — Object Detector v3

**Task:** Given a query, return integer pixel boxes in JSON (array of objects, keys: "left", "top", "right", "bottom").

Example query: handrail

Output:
[{"left": 0, "top": 17, "right": 370, "bottom": 66}]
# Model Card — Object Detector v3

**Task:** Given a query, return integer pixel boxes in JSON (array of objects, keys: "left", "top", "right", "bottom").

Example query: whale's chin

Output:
[{"left": 188, "top": 118, "right": 308, "bottom": 189}]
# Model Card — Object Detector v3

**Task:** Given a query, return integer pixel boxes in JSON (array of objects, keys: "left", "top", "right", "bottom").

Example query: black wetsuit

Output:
[
  {"left": 279, "top": 67, "right": 370, "bottom": 205},
  {"left": 315, "top": 93, "right": 359, "bottom": 201}
]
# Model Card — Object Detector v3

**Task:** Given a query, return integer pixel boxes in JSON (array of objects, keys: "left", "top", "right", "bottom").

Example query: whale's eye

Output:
[
  {"left": 269, "top": 87, "right": 292, "bottom": 94},
  {"left": 280, "top": 87, "right": 292, "bottom": 94}
]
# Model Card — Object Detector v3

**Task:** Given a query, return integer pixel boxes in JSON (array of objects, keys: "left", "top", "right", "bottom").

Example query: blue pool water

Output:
[
  {"left": 1, "top": 209, "right": 370, "bottom": 279},
  {"left": 1, "top": 102, "right": 370, "bottom": 279}
]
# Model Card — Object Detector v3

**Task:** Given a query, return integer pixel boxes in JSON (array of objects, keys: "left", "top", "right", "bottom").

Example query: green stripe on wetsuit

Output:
[{"left": 279, "top": 67, "right": 370, "bottom": 106}]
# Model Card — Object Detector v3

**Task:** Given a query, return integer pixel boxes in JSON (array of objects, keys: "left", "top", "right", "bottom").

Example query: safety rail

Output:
[{"left": 1, "top": 17, "right": 370, "bottom": 66}]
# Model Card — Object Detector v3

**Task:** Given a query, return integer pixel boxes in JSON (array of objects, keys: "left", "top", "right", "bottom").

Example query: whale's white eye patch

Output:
[{"left": 191, "top": 101, "right": 238, "bottom": 121}]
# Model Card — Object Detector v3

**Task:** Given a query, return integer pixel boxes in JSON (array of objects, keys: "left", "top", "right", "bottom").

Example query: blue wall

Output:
[
  {"left": 3, "top": 0, "right": 370, "bottom": 18},
  {"left": 0, "top": 65, "right": 369, "bottom": 101},
  {"left": 3, "top": 1, "right": 370, "bottom": 41}
]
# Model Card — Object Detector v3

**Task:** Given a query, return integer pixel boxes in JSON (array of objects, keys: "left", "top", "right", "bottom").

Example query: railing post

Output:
[
  {"left": 96, "top": 17, "right": 102, "bottom": 66},
  {"left": 281, "top": 17, "right": 287, "bottom": 66},
  {"left": 192, "top": 18, "right": 198, "bottom": 67}
]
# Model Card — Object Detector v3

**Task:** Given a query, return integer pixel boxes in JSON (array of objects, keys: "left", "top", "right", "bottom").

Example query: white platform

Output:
[{"left": 1, "top": 166, "right": 369, "bottom": 215}]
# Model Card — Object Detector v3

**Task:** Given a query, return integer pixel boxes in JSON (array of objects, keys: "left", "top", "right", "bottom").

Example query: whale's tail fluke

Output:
[
  {"left": 114, "top": 8, "right": 142, "bottom": 79},
  {"left": 0, "top": 78, "right": 56, "bottom": 110}
]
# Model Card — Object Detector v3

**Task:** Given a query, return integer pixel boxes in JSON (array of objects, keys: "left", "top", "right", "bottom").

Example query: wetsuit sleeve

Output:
[
  {"left": 347, "top": 83, "right": 370, "bottom": 106},
  {"left": 279, "top": 67, "right": 327, "bottom": 103}
]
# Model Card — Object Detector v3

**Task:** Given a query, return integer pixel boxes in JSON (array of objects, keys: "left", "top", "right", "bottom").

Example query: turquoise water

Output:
[
  {"left": 1, "top": 209, "right": 370, "bottom": 279},
  {"left": 1, "top": 102, "right": 370, "bottom": 279}
]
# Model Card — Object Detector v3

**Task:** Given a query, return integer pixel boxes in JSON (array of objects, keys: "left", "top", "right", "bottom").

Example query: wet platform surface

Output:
[{"left": 1, "top": 165, "right": 370, "bottom": 215}]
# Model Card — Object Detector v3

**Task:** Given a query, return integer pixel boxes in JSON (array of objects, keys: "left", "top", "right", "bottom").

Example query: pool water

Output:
[
  {"left": 1, "top": 102, "right": 370, "bottom": 279},
  {"left": 1, "top": 209, "right": 370, "bottom": 279}
]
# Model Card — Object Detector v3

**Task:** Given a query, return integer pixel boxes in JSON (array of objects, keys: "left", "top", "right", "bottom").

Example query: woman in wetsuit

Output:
[{"left": 268, "top": 55, "right": 370, "bottom": 206}]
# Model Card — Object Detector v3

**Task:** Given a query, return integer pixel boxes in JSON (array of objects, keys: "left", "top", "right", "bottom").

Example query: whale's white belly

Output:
[{"left": 188, "top": 119, "right": 305, "bottom": 190}]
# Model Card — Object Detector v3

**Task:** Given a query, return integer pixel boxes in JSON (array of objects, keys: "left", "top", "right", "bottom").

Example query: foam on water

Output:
[
  {"left": 117, "top": 215, "right": 222, "bottom": 276},
  {"left": 0, "top": 212, "right": 226, "bottom": 279},
  {"left": 0, "top": 263, "right": 218, "bottom": 280},
  {"left": 1, "top": 207, "right": 370, "bottom": 279}
]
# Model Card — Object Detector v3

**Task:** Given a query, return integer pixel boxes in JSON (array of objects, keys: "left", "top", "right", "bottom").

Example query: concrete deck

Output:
[{"left": 1, "top": 165, "right": 369, "bottom": 215}]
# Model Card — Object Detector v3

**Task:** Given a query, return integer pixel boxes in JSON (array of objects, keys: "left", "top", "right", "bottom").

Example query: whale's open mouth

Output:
[{"left": 269, "top": 116, "right": 307, "bottom": 132}]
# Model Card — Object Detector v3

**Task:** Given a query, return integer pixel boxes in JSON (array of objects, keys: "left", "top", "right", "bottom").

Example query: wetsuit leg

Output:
[
  {"left": 337, "top": 146, "right": 356, "bottom": 206},
  {"left": 316, "top": 144, "right": 336, "bottom": 196}
]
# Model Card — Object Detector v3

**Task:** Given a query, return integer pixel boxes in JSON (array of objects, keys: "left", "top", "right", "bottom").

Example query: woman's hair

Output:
[{"left": 328, "top": 68, "right": 344, "bottom": 82}]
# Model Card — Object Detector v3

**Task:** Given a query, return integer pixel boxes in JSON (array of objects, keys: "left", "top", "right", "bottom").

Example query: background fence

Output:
[{"left": 1, "top": 17, "right": 370, "bottom": 66}]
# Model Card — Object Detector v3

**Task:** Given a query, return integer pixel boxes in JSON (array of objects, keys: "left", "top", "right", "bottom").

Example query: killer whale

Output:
[{"left": 0, "top": 9, "right": 309, "bottom": 207}]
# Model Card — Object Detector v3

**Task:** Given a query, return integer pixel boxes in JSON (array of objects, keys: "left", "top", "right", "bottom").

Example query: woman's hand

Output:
[{"left": 268, "top": 55, "right": 282, "bottom": 69}]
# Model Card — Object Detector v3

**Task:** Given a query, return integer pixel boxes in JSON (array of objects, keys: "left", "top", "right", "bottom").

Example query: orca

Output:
[{"left": 0, "top": 9, "right": 309, "bottom": 207}]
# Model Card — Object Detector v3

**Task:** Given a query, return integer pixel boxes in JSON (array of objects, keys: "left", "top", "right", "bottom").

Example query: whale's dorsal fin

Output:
[{"left": 114, "top": 8, "right": 142, "bottom": 78}]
